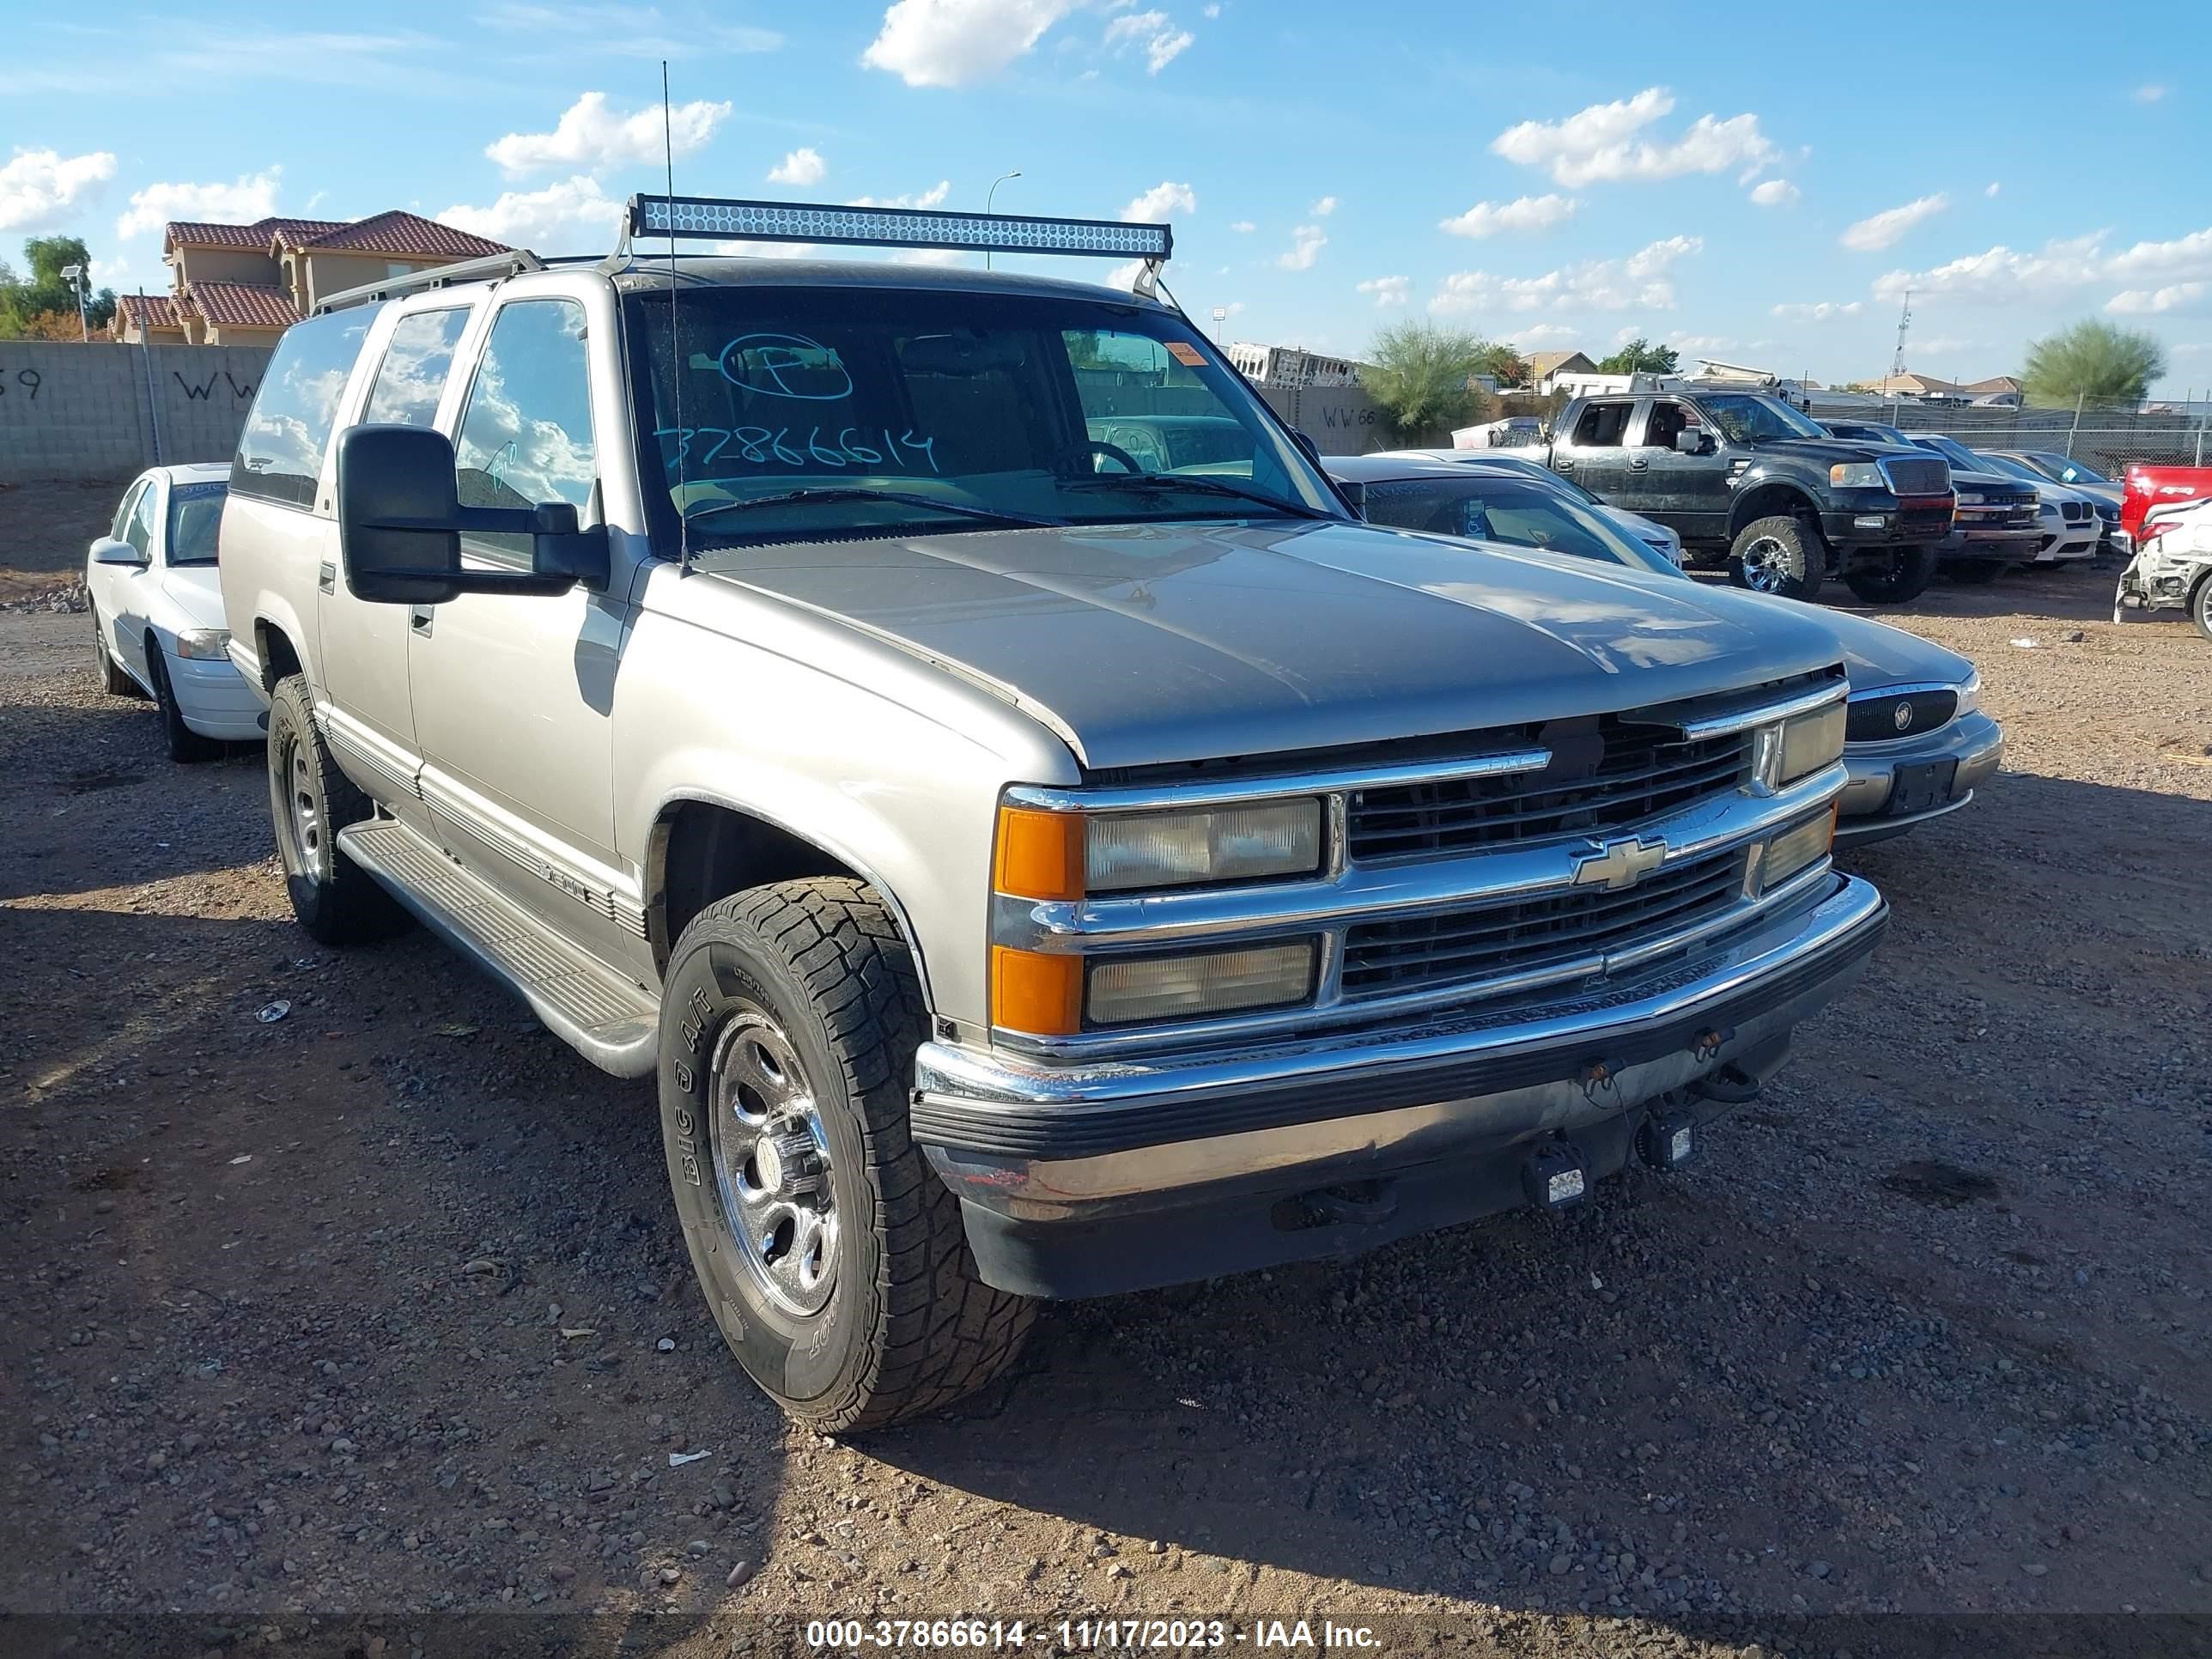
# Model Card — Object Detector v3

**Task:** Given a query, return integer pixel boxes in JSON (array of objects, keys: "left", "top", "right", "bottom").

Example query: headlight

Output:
[
  {"left": 1954, "top": 670, "right": 1980, "bottom": 717},
  {"left": 1085, "top": 940, "right": 1316, "bottom": 1026},
  {"left": 1955, "top": 491, "right": 1985, "bottom": 507},
  {"left": 1830, "top": 462, "right": 1887, "bottom": 489},
  {"left": 1757, "top": 807, "right": 1836, "bottom": 894},
  {"left": 1772, "top": 701, "right": 1846, "bottom": 786},
  {"left": 995, "top": 799, "right": 1322, "bottom": 900},
  {"left": 174, "top": 628, "right": 231, "bottom": 660}
]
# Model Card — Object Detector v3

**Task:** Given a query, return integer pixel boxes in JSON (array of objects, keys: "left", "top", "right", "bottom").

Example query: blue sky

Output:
[{"left": 4, "top": 0, "right": 2208, "bottom": 393}]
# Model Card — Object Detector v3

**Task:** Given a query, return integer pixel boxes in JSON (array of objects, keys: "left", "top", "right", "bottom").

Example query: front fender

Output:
[{"left": 1728, "top": 463, "right": 1822, "bottom": 535}]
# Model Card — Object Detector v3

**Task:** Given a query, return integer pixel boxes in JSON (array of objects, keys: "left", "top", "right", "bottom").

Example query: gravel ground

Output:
[{"left": 2, "top": 565, "right": 2209, "bottom": 1659}]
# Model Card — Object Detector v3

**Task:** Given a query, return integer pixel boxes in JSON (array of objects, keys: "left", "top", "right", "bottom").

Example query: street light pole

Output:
[
  {"left": 60, "top": 263, "right": 89, "bottom": 341},
  {"left": 983, "top": 170, "right": 1021, "bottom": 270}
]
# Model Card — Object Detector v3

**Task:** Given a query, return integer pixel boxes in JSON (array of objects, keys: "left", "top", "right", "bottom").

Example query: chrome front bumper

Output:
[
  {"left": 915, "top": 872, "right": 1885, "bottom": 1292},
  {"left": 1835, "top": 711, "right": 2002, "bottom": 846}
]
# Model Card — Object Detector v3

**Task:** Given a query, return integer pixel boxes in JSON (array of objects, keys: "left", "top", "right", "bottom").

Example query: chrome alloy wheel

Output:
[
  {"left": 708, "top": 1004, "right": 839, "bottom": 1317},
  {"left": 1737, "top": 533, "right": 1801, "bottom": 593}
]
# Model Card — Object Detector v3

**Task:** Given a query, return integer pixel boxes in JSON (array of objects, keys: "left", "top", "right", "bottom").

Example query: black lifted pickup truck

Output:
[{"left": 1545, "top": 386, "right": 1955, "bottom": 604}]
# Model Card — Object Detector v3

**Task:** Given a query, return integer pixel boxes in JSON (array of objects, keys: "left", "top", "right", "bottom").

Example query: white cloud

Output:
[
  {"left": 1748, "top": 178, "right": 1798, "bottom": 208},
  {"left": 1431, "top": 234, "right": 1702, "bottom": 316},
  {"left": 893, "top": 247, "right": 969, "bottom": 266},
  {"left": 2106, "top": 226, "right": 2212, "bottom": 282},
  {"left": 848, "top": 180, "right": 951, "bottom": 209},
  {"left": 1227, "top": 219, "right": 1255, "bottom": 233},
  {"left": 767, "top": 147, "right": 827, "bottom": 186},
  {"left": 116, "top": 167, "right": 282, "bottom": 239},
  {"left": 2134, "top": 83, "right": 2167, "bottom": 103},
  {"left": 1102, "top": 258, "right": 1146, "bottom": 289},
  {"left": 1984, "top": 181, "right": 2002, "bottom": 198},
  {"left": 1508, "top": 323, "right": 1580, "bottom": 347},
  {"left": 1438, "top": 192, "right": 1577, "bottom": 238},
  {"left": 439, "top": 174, "right": 624, "bottom": 252},
  {"left": 1357, "top": 274, "right": 1410, "bottom": 307},
  {"left": 1491, "top": 87, "right": 1776, "bottom": 188},
  {"left": 486, "top": 92, "right": 729, "bottom": 178},
  {"left": 0, "top": 148, "right": 117, "bottom": 234},
  {"left": 862, "top": 0, "right": 1079, "bottom": 87},
  {"left": 1121, "top": 180, "right": 1195, "bottom": 222},
  {"left": 1310, "top": 194, "right": 1338, "bottom": 217},
  {"left": 476, "top": 3, "right": 781, "bottom": 58},
  {"left": 1201, "top": 2, "right": 1218, "bottom": 14},
  {"left": 2107, "top": 282, "right": 2207, "bottom": 316},
  {"left": 1873, "top": 232, "right": 2117, "bottom": 304},
  {"left": 1277, "top": 223, "right": 1326, "bottom": 270},
  {"left": 1771, "top": 300, "right": 1863, "bottom": 320},
  {"left": 1102, "top": 9, "right": 1194, "bottom": 73},
  {"left": 1670, "top": 334, "right": 1735, "bottom": 352},
  {"left": 1217, "top": 299, "right": 1244, "bottom": 319},
  {"left": 1840, "top": 193, "right": 1949, "bottom": 252}
]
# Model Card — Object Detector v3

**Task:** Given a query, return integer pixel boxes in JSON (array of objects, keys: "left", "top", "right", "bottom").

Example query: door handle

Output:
[
  {"left": 409, "top": 607, "right": 434, "bottom": 637},
  {"left": 318, "top": 562, "right": 336, "bottom": 594},
  {"left": 1553, "top": 459, "right": 1575, "bottom": 471}
]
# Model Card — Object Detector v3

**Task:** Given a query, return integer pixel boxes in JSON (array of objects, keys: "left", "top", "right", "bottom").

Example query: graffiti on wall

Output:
[
  {"left": 173, "top": 368, "right": 258, "bottom": 403},
  {"left": 0, "top": 368, "right": 45, "bottom": 404}
]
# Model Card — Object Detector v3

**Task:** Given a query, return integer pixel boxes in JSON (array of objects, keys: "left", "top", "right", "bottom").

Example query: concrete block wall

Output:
[{"left": 0, "top": 342, "right": 272, "bottom": 484}]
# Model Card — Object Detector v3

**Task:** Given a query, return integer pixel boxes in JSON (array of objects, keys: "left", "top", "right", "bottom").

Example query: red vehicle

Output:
[{"left": 2121, "top": 463, "right": 2212, "bottom": 542}]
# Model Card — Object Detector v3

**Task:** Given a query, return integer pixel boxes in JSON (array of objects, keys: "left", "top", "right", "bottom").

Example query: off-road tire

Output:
[
  {"left": 92, "top": 605, "right": 140, "bottom": 696},
  {"left": 659, "top": 878, "right": 1034, "bottom": 1432},
  {"left": 1728, "top": 514, "right": 1825, "bottom": 603},
  {"left": 265, "top": 674, "right": 410, "bottom": 945},
  {"left": 1943, "top": 561, "right": 2004, "bottom": 586},
  {"left": 148, "top": 640, "right": 223, "bottom": 763},
  {"left": 1843, "top": 544, "right": 1939, "bottom": 606}
]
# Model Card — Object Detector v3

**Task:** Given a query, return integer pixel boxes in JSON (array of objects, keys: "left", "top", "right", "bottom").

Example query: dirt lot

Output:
[
  {"left": 3, "top": 563, "right": 2209, "bottom": 1659},
  {"left": 0, "top": 475, "right": 134, "bottom": 602}
]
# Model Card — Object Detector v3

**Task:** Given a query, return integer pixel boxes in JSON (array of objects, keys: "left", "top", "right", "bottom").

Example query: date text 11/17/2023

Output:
[{"left": 803, "top": 1620, "right": 1384, "bottom": 1650}]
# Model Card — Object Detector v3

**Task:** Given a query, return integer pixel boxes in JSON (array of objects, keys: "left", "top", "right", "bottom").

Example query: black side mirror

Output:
[
  {"left": 335, "top": 424, "right": 610, "bottom": 605},
  {"left": 1291, "top": 428, "right": 1322, "bottom": 465},
  {"left": 1332, "top": 477, "right": 1366, "bottom": 516}
]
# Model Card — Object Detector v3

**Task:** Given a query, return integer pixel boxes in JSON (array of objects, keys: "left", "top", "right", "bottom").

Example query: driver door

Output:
[{"left": 1630, "top": 398, "right": 1730, "bottom": 542}]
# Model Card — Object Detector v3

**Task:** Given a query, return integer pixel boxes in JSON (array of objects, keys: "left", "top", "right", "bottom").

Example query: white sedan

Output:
[{"left": 86, "top": 463, "right": 263, "bottom": 762}]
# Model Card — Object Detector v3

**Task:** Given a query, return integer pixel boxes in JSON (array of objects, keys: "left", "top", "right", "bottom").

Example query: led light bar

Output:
[{"left": 629, "top": 195, "right": 1173, "bottom": 262}]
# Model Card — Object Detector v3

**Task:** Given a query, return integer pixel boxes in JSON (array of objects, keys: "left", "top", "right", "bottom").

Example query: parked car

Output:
[
  {"left": 1370, "top": 446, "right": 1684, "bottom": 563},
  {"left": 1983, "top": 449, "right": 2126, "bottom": 554},
  {"left": 1541, "top": 386, "right": 1954, "bottom": 604},
  {"left": 220, "top": 195, "right": 1886, "bottom": 1431},
  {"left": 1328, "top": 455, "right": 2001, "bottom": 847},
  {"left": 1818, "top": 422, "right": 2041, "bottom": 585},
  {"left": 1911, "top": 438, "right": 2097, "bottom": 570},
  {"left": 85, "top": 463, "right": 262, "bottom": 762},
  {"left": 2114, "top": 496, "right": 2212, "bottom": 638},
  {"left": 2120, "top": 463, "right": 2212, "bottom": 548}
]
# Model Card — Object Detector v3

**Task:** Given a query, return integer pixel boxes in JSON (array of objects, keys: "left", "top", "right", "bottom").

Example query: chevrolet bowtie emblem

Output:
[{"left": 1571, "top": 836, "right": 1668, "bottom": 891}]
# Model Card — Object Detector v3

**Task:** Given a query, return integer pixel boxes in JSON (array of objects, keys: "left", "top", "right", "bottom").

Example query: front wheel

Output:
[
  {"left": 2193, "top": 574, "right": 2212, "bottom": 643},
  {"left": 659, "top": 878, "right": 1034, "bottom": 1432},
  {"left": 1844, "top": 545, "right": 1939, "bottom": 605},
  {"left": 1728, "top": 514, "right": 1825, "bottom": 603},
  {"left": 149, "top": 643, "right": 223, "bottom": 763}
]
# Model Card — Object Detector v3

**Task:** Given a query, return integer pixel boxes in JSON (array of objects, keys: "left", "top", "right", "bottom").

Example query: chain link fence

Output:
[{"left": 1804, "top": 397, "right": 2210, "bottom": 477}]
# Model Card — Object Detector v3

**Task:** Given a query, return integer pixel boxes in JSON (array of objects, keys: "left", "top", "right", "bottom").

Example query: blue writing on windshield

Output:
[{"left": 716, "top": 333, "right": 854, "bottom": 401}]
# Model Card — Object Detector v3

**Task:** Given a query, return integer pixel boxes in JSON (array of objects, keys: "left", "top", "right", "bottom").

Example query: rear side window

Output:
[
  {"left": 363, "top": 307, "right": 471, "bottom": 427},
  {"left": 232, "top": 310, "right": 372, "bottom": 508},
  {"left": 1571, "top": 403, "right": 1631, "bottom": 447}
]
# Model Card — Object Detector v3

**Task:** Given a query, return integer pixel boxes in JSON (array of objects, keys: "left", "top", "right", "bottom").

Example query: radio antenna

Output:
[{"left": 663, "top": 59, "right": 690, "bottom": 574}]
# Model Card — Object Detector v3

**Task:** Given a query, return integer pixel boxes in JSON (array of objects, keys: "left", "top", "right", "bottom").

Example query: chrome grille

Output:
[
  {"left": 1846, "top": 688, "right": 1958, "bottom": 744},
  {"left": 1347, "top": 719, "right": 1752, "bottom": 864},
  {"left": 1340, "top": 846, "right": 1749, "bottom": 1000},
  {"left": 1879, "top": 456, "right": 1950, "bottom": 496}
]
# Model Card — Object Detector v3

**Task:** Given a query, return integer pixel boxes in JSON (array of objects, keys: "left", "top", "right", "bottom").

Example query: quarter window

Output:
[
  {"left": 363, "top": 307, "right": 471, "bottom": 428},
  {"left": 231, "top": 309, "right": 373, "bottom": 508},
  {"left": 123, "top": 483, "right": 159, "bottom": 556},
  {"left": 453, "top": 299, "right": 597, "bottom": 565},
  {"left": 111, "top": 481, "right": 147, "bottom": 541},
  {"left": 1572, "top": 403, "right": 1631, "bottom": 447}
]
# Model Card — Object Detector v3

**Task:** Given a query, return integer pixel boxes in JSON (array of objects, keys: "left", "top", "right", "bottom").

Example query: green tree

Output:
[
  {"left": 1469, "top": 341, "right": 1529, "bottom": 389},
  {"left": 1362, "top": 321, "right": 1496, "bottom": 442},
  {"left": 1595, "top": 337, "right": 1678, "bottom": 375},
  {"left": 2022, "top": 319, "right": 2167, "bottom": 407},
  {"left": 0, "top": 235, "right": 116, "bottom": 337}
]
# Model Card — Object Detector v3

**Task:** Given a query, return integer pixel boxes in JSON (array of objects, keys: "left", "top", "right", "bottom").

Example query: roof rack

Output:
[
  {"left": 617, "top": 193, "right": 1174, "bottom": 297},
  {"left": 313, "top": 250, "right": 548, "bottom": 315}
]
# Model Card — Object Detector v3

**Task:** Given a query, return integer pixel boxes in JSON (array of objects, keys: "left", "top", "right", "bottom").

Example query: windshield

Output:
[
  {"left": 1981, "top": 454, "right": 2046, "bottom": 485},
  {"left": 622, "top": 284, "right": 1342, "bottom": 544},
  {"left": 1911, "top": 434, "right": 1984, "bottom": 472},
  {"left": 167, "top": 481, "right": 227, "bottom": 566},
  {"left": 2031, "top": 452, "right": 2109, "bottom": 485},
  {"left": 1696, "top": 393, "right": 1824, "bottom": 444},
  {"left": 1828, "top": 422, "right": 1909, "bottom": 447},
  {"left": 1360, "top": 475, "right": 1679, "bottom": 575}
]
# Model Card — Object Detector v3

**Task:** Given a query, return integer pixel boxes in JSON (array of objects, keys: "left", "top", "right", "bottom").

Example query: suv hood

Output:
[{"left": 703, "top": 520, "right": 1846, "bottom": 769}]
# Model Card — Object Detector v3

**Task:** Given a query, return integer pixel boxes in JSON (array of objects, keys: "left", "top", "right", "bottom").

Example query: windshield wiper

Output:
[
  {"left": 1060, "top": 472, "right": 1335, "bottom": 520},
  {"left": 682, "top": 488, "right": 1061, "bottom": 531}
]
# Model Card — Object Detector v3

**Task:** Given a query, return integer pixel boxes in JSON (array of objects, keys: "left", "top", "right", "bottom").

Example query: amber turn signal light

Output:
[
  {"left": 994, "top": 805, "right": 1085, "bottom": 902},
  {"left": 990, "top": 946, "right": 1084, "bottom": 1036}
]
